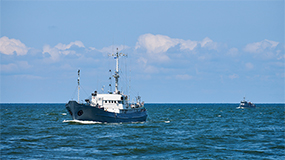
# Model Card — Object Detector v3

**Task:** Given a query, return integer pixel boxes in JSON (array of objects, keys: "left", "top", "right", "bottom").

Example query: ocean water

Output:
[{"left": 1, "top": 103, "right": 284, "bottom": 159}]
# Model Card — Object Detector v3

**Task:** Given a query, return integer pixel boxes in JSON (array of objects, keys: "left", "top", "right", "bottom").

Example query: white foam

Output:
[
  {"left": 131, "top": 121, "right": 145, "bottom": 124},
  {"left": 165, "top": 121, "right": 170, "bottom": 123},
  {"left": 62, "top": 113, "right": 67, "bottom": 115},
  {"left": 63, "top": 120, "right": 102, "bottom": 124}
]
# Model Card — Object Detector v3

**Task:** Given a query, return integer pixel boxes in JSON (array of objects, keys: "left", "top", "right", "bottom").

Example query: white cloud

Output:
[
  {"left": 135, "top": 34, "right": 180, "bottom": 54},
  {"left": 135, "top": 34, "right": 181, "bottom": 62},
  {"left": 200, "top": 37, "right": 218, "bottom": 50},
  {"left": 42, "top": 45, "right": 60, "bottom": 61},
  {"left": 137, "top": 57, "right": 159, "bottom": 73},
  {"left": 244, "top": 39, "right": 279, "bottom": 53},
  {"left": 135, "top": 34, "right": 221, "bottom": 63},
  {"left": 55, "top": 41, "right": 85, "bottom": 50},
  {"left": 42, "top": 41, "right": 85, "bottom": 62},
  {"left": 179, "top": 40, "right": 198, "bottom": 51},
  {"left": 89, "top": 47, "right": 96, "bottom": 51},
  {"left": 136, "top": 34, "right": 171, "bottom": 63},
  {"left": 200, "top": 37, "right": 212, "bottom": 47},
  {"left": 0, "top": 36, "right": 29, "bottom": 56},
  {"left": 136, "top": 34, "right": 218, "bottom": 53}
]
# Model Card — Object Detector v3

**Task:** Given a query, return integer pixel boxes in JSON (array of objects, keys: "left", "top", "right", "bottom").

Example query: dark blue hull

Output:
[{"left": 65, "top": 101, "right": 147, "bottom": 123}]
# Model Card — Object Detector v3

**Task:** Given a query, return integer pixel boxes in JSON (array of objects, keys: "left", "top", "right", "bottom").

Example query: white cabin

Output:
[{"left": 88, "top": 91, "right": 129, "bottom": 113}]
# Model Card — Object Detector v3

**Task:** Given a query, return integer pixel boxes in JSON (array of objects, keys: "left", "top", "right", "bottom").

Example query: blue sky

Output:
[{"left": 1, "top": 0, "right": 284, "bottom": 103}]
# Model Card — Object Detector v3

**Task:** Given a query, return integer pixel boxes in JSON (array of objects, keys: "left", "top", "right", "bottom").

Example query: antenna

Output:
[
  {"left": 109, "top": 69, "right": 112, "bottom": 93},
  {"left": 110, "top": 48, "right": 127, "bottom": 94},
  {"left": 77, "top": 69, "right": 80, "bottom": 103}
]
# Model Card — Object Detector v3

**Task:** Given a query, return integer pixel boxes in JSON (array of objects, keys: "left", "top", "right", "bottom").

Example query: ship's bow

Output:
[{"left": 65, "top": 100, "right": 78, "bottom": 120}]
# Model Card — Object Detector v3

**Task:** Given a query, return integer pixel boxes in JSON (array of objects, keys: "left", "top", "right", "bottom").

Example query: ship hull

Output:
[
  {"left": 65, "top": 101, "right": 147, "bottom": 123},
  {"left": 238, "top": 104, "right": 256, "bottom": 108}
]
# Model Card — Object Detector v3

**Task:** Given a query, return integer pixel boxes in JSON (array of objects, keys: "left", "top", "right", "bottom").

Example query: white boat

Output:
[{"left": 238, "top": 97, "right": 256, "bottom": 108}]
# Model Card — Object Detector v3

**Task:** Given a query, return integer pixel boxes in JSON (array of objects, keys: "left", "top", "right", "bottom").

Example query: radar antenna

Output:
[{"left": 109, "top": 48, "right": 127, "bottom": 94}]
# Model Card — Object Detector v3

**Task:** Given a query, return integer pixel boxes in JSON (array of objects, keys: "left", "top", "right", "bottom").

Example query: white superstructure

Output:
[{"left": 84, "top": 48, "right": 144, "bottom": 113}]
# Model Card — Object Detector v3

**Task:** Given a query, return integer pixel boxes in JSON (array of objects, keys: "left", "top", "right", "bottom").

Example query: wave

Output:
[{"left": 62, "top": 119, "right": 102, "bottom": 124}]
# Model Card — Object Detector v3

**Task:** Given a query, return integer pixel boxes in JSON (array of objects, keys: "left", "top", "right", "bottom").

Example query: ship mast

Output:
[
  {"left": 77, "top": 69, "right": 80, "bottom": 103},
  {"left": 112, "top": 48, "right": 126, "bottom": 94}
]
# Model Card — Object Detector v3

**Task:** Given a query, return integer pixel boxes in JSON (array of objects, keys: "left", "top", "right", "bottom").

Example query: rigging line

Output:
[
  {"left": 79, "top": 85, "right": 89, "bottom": 99},
  {"left": 122, "top": 43, "right": 126, "bottom": 94},
  {"left": 124, "top": 36, "right": 128, "bottom": 95},
  {"left": 71, "top": 84, "right": 89, "bottom": 101},
  {"left": 108, "top": 44, "right": 112, "bottom": 93},
  {"left": 118, "top": 54, "right": 129, "bottom": 95},
  {"left": 71, "top": 86, "right": 78, "bottom": 101},
  {"left": 112, "top": 35, "right": 114, "bottom": 57},
  {"left": 125, "top": 52, "right": 129, "bottom": 96},
  {"left": 96, "top": 75, "right": 99, "bottom": 93},
  {"left": 129, "top": 67, "right": 132, "bottom": 102},
  {"left": 126, "top": 52, "right": 130, "bottom": 94},
  {"left": 123, "top": 42, "right": 129, "bottom": 96}
]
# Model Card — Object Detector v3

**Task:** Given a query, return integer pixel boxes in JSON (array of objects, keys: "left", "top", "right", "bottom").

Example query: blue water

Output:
[{"left": 1, "top": 103, "right": 284, "bottom": 159}]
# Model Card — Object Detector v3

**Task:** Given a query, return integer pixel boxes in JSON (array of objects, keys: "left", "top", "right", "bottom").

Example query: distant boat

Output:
[
  {"left": 65, "top": 48, "right": 147, "bottom": 123},
  {"left": 238, "top": 97, "right": 256, "bottom": 108}
]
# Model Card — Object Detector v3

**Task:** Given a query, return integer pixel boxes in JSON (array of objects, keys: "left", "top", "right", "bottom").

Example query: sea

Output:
[{"left": 1, "top": 103, "right": 284, "bottom": 159}]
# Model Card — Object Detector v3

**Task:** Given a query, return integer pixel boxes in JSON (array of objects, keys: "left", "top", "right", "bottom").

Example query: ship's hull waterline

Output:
[{"left": 66, "top": 101, "right": 147, "bottom": 123}]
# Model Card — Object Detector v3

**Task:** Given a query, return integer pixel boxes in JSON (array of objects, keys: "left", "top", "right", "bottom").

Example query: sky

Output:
[{"left": 0, "top": 0, "right": 284, "bottom": 103}]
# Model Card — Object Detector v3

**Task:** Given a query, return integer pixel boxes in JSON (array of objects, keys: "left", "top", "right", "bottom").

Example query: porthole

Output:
[{"left": 77, "top": 110, "right": 83, "bottom": 116}]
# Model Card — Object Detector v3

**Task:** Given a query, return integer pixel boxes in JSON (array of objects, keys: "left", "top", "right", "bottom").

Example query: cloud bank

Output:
[
  {"left": 135, "top": 34, "right": 180, "bottom": 54},
  {"left": 0, "top": 36, "right": 29, "bottom": 56},
  {"left": 135, "top": 33, "right": 220, "bottom": 54},
  {"left": 1, "top": 35, "right": 283, "bottom": 79},
  {"left": 42, "top": 41, "right": 85, "bottom": 62},
  {"left": 244, "top": 39, "right": 279, "bottom": 53},
  {"left": 135, "top": 34, "right": 222, "bottom": 63}
]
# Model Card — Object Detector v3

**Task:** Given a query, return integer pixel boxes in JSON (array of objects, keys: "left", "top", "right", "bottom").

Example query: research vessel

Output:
[{"left": 65, "top": 49, "right": 147, "bottom": 123}]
